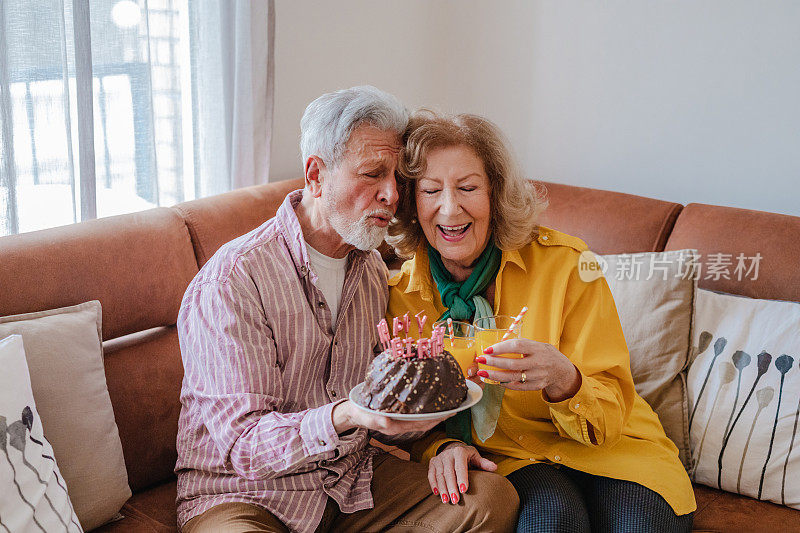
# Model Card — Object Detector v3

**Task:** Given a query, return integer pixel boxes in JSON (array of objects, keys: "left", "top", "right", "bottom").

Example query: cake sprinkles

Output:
[{"left": 354, "top": 313, "right": 469, "bottom": 414}]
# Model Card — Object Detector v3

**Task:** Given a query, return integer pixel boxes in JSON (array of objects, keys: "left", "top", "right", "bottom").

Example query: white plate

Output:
[{"left": 348, "top": 380, "right": 482, "bottom": 421}]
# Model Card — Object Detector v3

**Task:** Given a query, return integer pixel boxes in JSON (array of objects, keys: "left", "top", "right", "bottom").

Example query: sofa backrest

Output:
[
  {"left": 537, "top": 181, "right": 683, "bottom": 254},
  {"left": 538, "top": 181, "right": 800, "bottom": 303},
  {"left": 0, "top": 208, "right": 197, "bottom": 340},
  {"left": 173, "top": 178, "right": 305, "bottom": 267},
  {"left": 665, "top": 203, "right": 800, "bottom": 302}
]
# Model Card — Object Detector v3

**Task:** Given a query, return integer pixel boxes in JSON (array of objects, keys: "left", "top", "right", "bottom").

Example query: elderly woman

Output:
[{"left": 386, "top": 111, "right": 695, "bottom": 532}]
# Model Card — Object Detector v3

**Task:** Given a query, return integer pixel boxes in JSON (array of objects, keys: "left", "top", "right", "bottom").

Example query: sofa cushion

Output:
[
  {"left": 173, "top": 178, "right": 304, "bottom": 267},
  {"left": 538, "top": 181, "right": 682, "bottom": 254},
  {"left": 601, "top": 250, "right": 697, "bottom": 469},
  {"left": 688, "top": 289, "right": 800, "bottom": 510},
  {"left": 92, "top": 479, "right": 177, "bottom": 532},
  {"left": 0, "top": 302, "right": 131, "bottom": 530},
  {"left": 0, "top": 208, "right": 198, "bottom": 341},
  {"left": 0, "top": 334, "right": 82, "bottom": 532},
  {"left": 692, "top": 483, "right": 800, "bottom": 532},
  {"left": 665, "top": 203, "right": 800, "bottom": 303},
  {"left": 103, "top": 326, "right": 184, "bottom": 492}
]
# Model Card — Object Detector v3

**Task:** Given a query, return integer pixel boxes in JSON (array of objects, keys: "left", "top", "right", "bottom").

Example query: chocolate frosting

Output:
[{"left": 355, "top": 349, "right": 468, "bottom": 414}]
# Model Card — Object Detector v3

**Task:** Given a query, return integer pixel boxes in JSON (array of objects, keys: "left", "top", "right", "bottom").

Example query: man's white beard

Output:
[{"left": 324, "top": 194, "right": 390, "bottom": 251}]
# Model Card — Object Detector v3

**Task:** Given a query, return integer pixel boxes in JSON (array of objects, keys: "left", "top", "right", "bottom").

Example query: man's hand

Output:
[{"left": 332, "top": 400, "right": 447, "bottom": 435}]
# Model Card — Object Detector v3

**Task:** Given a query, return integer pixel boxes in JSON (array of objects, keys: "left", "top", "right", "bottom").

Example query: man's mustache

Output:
[{"left": 363, "top": 209, "right": 394, "bottom": 220}]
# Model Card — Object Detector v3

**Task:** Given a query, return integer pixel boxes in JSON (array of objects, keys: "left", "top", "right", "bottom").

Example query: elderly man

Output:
[{"left": 175, "top": 86, "right": 518, "bottom": 533}]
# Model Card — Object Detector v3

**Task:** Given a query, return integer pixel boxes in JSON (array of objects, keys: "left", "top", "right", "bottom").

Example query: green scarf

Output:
[{"left": 428, "top": 242, "right": 501, "bottom": 444}]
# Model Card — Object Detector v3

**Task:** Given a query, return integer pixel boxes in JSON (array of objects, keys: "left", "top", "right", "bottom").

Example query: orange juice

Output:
[
  {"left": 444, "top": 337, "right": 476, "bottom": 376},
  {"left": 433, "top": 320, "right": 475, "bottom": 379},
  {"left": 474, "top": 315, "right": 525, "bottom": 385}
]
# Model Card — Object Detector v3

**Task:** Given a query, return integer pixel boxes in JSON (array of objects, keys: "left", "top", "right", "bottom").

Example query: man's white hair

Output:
[{"left": 300, "top": 85, "right": 409, "bottom": 167}]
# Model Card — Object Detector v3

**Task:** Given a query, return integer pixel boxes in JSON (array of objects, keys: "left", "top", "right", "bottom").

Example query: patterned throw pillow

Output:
[
  {"left": 688, "top": 289, "right": 799, "bottom": 509},
  {"left": 0, "top": 335, "right": 83, "bottom": 532}
]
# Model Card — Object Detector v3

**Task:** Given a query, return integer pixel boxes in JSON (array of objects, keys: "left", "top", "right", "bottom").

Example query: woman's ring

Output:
[{"left": 520, "top": 371, "right": 527, "bottom": 384}]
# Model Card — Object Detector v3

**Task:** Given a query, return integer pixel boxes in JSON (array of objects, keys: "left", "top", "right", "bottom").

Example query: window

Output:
[{"left": 0, "top": 0, "right": 273, "bottom": 237}]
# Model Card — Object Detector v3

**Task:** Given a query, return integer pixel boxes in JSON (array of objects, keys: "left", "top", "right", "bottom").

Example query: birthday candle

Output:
[
  {"left": 376, "top": 319, "right": 390, "bottom": 350},
  {"left": 390, "top": 337, "right": 403, "bottom": 359},
  {"left": 417, "top": 338, "right": 429, "bottom": 358},
  {"left": 406, "top": 338, "right": 413, "bottom": 358},
  {"left": 392, "top": 317, "right": 401, "bottom": 338},
  {"left": 403, "top": 312, "right": 410, "bottom": 338},
  {"left": 415, "top": 311, "right": 427, "bottom": 337}
]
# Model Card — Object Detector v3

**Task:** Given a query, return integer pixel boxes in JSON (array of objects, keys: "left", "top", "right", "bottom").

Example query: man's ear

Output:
[{"left": 304, "top": 156, "right": 326, "bottom": 198}]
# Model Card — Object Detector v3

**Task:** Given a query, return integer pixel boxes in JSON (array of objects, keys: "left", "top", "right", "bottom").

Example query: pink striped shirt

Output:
[{"left": 175, "top": 190, "right": 389, "bottom": 532}]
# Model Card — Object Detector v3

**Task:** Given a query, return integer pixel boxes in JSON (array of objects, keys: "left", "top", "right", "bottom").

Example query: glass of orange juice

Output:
[
  {"left": 433, "top": 320, "right": 475, "bottom": 378},
  {"left": 474, "top": 315, "right": 525, "bottom": 384}
]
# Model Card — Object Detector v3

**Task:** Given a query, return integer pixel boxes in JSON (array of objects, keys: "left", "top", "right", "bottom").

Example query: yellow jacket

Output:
[{"left": 387, "top": 227, "right": 696, "bottom": 516}]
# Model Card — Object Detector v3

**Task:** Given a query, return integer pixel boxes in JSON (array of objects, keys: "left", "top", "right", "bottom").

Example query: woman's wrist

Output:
[
  {"left": 438, "top": 441, "right": 468, "bottom": 454},
  {"left": 543, "top": 362, "right": 581, "bottom": 402}
]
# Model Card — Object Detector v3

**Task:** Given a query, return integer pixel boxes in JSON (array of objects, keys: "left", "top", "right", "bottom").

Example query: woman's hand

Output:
[
  {"left": 428, "top": 442, "right": 497, "bottom": 504},
  {"left": 476, "top": 339, "right": 582, "bottom": 402},
  {"left": 464, "top": 360, "right": 483, "bottom": 388}
]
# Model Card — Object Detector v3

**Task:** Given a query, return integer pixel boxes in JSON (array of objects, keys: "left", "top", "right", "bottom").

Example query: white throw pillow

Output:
[
  {"left": 688, "top": 288, "right": 800, "bottom": 509},
  {"left": 1, "top": 335, "right": 83, "bottom": 532},
  {"left": 0, "top": 301, "right": 131, "bottom": 530},
  {"left": 599, "top": 249, "right": 697, "bottom": 470}
]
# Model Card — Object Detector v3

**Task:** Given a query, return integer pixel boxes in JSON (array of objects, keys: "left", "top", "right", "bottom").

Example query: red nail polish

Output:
[
  {"left": 459, "top": 483, "right": 467, "bottom": 493},
  {"left": 433, "top": 488, "right": 439, "bottom": 495},
  {"left": 442, "top": 494, "right": 449, "bottom": 503},
  {"left": 475, "top": 356, "right": 486, "bottom": 364},
  {"left": 477, "top": 370, "right": 489, "bottom": 378},
  {"left": 483, "top": 346, "right": 493, "bottom": 354},
  {"left": 451, "top": 493, "right": 458, "bottom": 503}
]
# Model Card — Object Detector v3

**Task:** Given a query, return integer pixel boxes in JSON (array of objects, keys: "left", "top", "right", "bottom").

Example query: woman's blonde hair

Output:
[{"left": 387, "top": 110, "right": 548, "bottom": 258}]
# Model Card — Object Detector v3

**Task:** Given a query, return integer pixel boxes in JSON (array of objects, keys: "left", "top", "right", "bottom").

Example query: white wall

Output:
[
  {"left": 270, "top": 1, "right": 448, "bottom": 181},
  {"left": 272, "top": 1, "right": 800, "bottom": 217}
]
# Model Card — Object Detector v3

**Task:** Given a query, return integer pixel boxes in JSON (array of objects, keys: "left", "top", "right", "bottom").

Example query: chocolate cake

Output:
[{"left": 355, "top": 347, "right": 468, "bottom": 414}]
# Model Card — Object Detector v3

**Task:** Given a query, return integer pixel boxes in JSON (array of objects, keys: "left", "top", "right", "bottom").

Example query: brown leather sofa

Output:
[{"left": 1, "top": 177, "right": 798, "bottom": 532}]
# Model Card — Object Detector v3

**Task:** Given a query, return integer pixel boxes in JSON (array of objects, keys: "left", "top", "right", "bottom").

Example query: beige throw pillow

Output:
[
  {"left": 0, "top": 301, "right": 131, "bottom": 531},
  {"left": 597, "top": 249, "right": 698, "bottom": 470}
]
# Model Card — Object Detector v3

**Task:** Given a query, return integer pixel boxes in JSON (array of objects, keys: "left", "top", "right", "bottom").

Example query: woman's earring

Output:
[{"left": 411, "top": 217, "right": 417, "bottom": 224}]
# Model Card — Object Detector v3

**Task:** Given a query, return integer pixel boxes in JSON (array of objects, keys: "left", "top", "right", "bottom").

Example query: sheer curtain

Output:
[{"left": 0, "top": 0, "right": 275, "bottom": 237}]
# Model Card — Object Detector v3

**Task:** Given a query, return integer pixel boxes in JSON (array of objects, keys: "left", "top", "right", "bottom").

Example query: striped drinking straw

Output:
[{"left": 500, "top": 306, "right": 528, "bottom": 342}]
